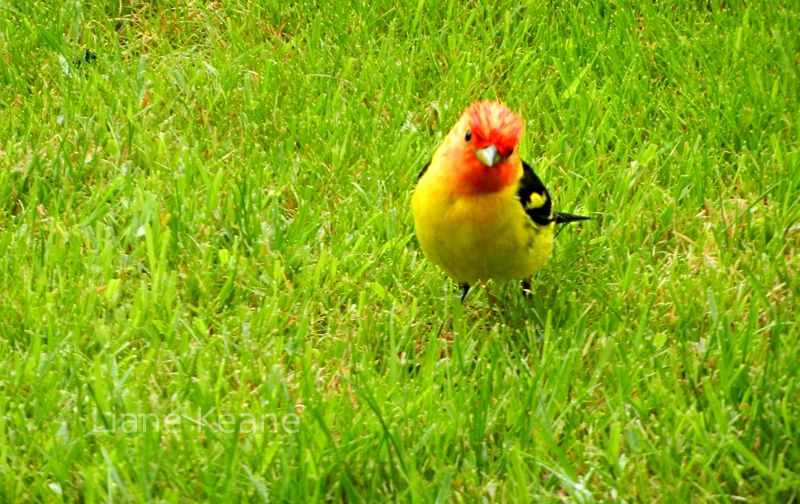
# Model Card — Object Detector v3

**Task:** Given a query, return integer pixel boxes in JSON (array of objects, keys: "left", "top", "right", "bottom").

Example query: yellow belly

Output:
[{"left": 412, "top": 185, "right": 554, "bottom": 285}]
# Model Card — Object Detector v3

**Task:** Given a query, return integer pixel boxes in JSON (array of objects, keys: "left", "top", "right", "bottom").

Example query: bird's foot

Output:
[
  {"left": 521, "top": 279, "right": 533, "bottom": 297},
  {"left": 459, "top": 283, "right": 471, "bottom": 303}
]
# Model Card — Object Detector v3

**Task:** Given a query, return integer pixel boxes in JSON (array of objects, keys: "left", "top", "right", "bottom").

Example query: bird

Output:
[{"left": 411, "top": 100, "right": 589, "bottom": 302}]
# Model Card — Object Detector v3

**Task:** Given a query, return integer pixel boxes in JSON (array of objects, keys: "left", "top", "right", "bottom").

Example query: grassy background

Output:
[{"left": 1, "top": 0, "right": 798, "bottom": 501}]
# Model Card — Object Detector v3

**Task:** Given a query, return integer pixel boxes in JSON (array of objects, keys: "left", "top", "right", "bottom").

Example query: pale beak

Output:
[{"left": 475, "top": 145, "right": 500, "bottom": 167}]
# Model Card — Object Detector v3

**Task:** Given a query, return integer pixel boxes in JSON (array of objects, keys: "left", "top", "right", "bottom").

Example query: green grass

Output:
[{"left": 1, "top": 0, "right": 798, "bottom": 501}]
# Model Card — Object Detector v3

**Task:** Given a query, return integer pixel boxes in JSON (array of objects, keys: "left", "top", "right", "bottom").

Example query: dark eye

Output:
[{"left": 465, "top": 130, "right": 472, "bottom": 142}]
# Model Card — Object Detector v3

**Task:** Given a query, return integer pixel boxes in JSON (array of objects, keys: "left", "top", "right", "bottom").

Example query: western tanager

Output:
[{"left": 412, "top": 100, "right": 588, "bottom": 301}]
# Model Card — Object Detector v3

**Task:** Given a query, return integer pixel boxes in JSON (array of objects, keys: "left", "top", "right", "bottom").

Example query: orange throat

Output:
[{"left": 453, "top": 156, "right": 517, "bottom": 195}]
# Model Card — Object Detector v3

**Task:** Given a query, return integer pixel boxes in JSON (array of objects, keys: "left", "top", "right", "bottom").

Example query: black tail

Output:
[{"left": 553, "top": 212, "right": 590, "bottom": 225}]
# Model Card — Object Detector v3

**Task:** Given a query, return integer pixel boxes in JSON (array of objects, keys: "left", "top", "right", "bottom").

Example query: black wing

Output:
[
  {"left": 518, "top": 161, "right": 590, "bottom": 225},
  {"left": 417, "top": 161, "right": 430, "bottom": 181},
  {"left": 517, "top": 161, "right": 554, "bottom": 225}
]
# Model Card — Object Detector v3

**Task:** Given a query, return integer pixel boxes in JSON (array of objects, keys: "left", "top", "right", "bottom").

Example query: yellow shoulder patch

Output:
[{"left": 525, "top": 192, "right": 548, "bottom": 210}]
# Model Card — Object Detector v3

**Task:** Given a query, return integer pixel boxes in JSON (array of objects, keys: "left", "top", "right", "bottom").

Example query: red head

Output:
[
  {"left": 445, "top": 100, "right": 524, "bottom": 195},
  {"left": 467, "top": 100, "right": 523, "bottom": 159}
]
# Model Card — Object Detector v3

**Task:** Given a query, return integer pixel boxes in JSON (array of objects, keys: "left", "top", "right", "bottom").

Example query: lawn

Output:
[{"left": 1, "top": 0, "right": 798, "bottom": 501}]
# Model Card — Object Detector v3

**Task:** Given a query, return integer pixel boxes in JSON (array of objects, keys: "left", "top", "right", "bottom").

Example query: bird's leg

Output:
[
  {"left": 459, "top": 283, "right": 471, "bottom": 303},
  {"left": 521, "top": 279, "right": 533, "bottom": 297}
]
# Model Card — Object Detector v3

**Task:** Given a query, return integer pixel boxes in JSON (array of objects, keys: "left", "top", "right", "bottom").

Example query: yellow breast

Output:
[{"left": 412, "top": 174, "right": 554, "bottom": 285}]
